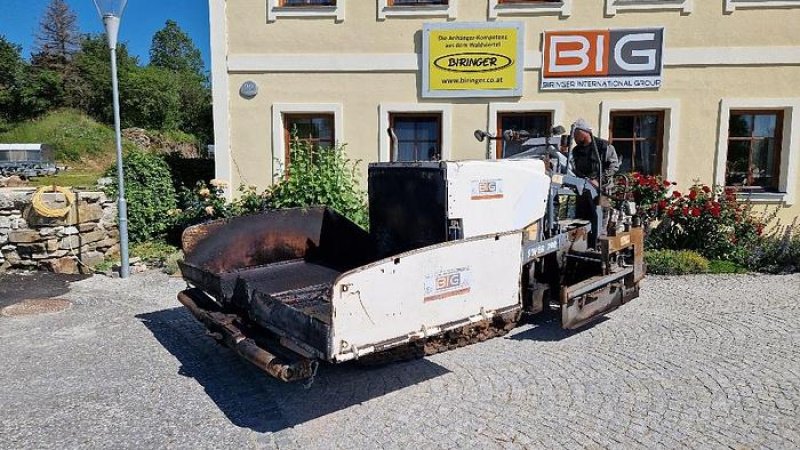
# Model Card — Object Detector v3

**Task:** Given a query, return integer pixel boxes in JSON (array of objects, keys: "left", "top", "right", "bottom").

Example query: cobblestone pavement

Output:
[{"left": 1, "top": 272, "right": 799, "bottom": 449}]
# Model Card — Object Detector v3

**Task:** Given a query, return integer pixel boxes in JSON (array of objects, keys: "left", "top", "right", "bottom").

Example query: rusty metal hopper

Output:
[{"left": 179, "top": 207, "right": 375, "bottom": 307}]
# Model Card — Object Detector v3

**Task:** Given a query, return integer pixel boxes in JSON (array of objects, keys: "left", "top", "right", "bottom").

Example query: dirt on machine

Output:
[{"left": 176, "top": 127, "right": 646, "bottom": 382}]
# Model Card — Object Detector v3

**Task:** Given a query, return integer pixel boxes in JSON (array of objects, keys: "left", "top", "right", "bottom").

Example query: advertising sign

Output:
[
  {"left": 423, "top": 22, "right": 524, "bottom": 98},
  {"left": 541, "top": 28, "right": 664, "bottom": 90},
  {"left": 424, "top": 266, "right": 472, "bottom": 302}
]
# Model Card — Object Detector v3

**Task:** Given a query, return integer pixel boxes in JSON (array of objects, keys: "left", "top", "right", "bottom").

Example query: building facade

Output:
[{"left": 209, "top": 0, "right": 800, "bottom": 220}]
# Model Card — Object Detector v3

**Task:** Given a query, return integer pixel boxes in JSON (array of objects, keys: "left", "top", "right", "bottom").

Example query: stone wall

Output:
[{"left": 0, "top": 188, "right": 119, "bottom": 274}]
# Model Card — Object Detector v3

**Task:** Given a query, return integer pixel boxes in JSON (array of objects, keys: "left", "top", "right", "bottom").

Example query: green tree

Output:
[
  {"left": 149, "top": 20, "right": 204, "bottom": 75},
  {"left": 119, "top": 66, "right": 181, "bottom": 130},
  {"left": 72, "top": 34, "right": 139, "bottom": 124},
  {"left": 0, "top": 36, "right": 27, "bottom": 123}
]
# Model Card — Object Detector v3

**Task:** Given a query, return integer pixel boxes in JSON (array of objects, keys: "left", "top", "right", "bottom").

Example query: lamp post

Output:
[{"left": 93, "top": 0, "right": 130, "bottom": 278}]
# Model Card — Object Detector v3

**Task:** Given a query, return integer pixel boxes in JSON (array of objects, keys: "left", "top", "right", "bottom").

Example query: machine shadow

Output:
[
  {"left": 508, "top": 311, "right": 608, "bottom": 342},
  {"left": 137, "top": 307, "right": 451, "bottom": 433}
]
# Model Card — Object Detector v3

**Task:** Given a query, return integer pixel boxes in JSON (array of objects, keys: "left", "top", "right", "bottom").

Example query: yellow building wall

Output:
[{"left": 219, "top": 1, "right": 800, "bottom": 222}]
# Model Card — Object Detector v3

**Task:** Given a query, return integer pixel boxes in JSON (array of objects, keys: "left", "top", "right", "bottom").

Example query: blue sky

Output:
[{"left": 0, "top": 0, "right": 211, "bottom": 70}]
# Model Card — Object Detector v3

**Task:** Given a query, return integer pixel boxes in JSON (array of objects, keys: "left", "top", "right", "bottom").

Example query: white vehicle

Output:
[{"left": 178, "top": 152, "right": 644, "bottom": 382}]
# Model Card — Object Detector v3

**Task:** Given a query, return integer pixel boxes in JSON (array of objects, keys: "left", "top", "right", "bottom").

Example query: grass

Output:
[
  {"left": 0, "top": 108, "right": 137, "bottom": 172},
  {"left": 708, "top": 259, "right": 749, "bottom": 274},
  {"left": 29, "top": 170, "right": 105, "bottom": 189}
]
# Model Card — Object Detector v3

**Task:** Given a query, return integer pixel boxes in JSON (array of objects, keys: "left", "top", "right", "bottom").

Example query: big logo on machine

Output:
[{"left": 541, "top": 28, "right": 664, "bottom": 90}]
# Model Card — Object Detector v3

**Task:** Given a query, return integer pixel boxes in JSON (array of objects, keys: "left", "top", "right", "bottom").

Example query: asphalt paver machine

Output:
[{"left": 176, "top": 128, "right": 645, "bottom": 382}]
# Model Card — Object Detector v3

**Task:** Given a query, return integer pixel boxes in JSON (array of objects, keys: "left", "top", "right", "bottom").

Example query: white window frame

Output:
[
  {"left": 272, "top": 103, "right": 344, "bottom": 181},
  {"left": 600, "top": 99, "right": 681, "bottom": 183},
  {"left": 267, "top": 0, "right": 344, "bottom": 22},
  {"left": 488, "top": 102, "right": 566, "bottom": 160},
  {"left": 378, "top": 0, "right": 456, "bottom": 20},
  {"left": 489, "top": 0, "right": 572, "bottom": 19},
  {"left": 725, "top": 0, "right": 800, "bottom": 13},
  {"left": 715, "top": 98, "right": 800, "bottom": 205},
  {"left": 379, "top": 103, "right": 452, "bottom": 162},
  {"left": 605, "top": 0, "right": 692, "bottom": 15}
]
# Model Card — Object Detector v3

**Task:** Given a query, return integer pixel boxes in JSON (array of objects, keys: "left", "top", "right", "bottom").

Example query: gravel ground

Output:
[{"left": 1, "top": 271, "right": 799, "bottom": 449}]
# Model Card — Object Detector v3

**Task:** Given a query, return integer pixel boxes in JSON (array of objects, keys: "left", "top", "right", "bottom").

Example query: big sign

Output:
[
  {"left": 541, "top": 28, "right": 664, "bottom": 90},
  {"left": 423, "top": 22, "right": 524, "bottom": 98}
]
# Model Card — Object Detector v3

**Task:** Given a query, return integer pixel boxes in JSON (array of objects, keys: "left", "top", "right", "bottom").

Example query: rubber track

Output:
[{"left": 357, "top": 309, "right": 522, "bottom": 366}]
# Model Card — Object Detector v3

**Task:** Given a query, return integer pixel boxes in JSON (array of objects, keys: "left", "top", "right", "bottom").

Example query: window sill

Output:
[
  {"left": 489, "top": 0, "right": 571, "bottom": 18},
  {"left": 735, "top": 191, "right": 787, "bottom": 203},
  {"left": 378, "top": 5, "right": 455, "bottom": 20},
  {"left": 725, "top": 0, "right": 800, "bottom": 13},
  {"left": 606, "top": 0, "right": 692, "bottom": 16},
  {"left": 267, "top": 5, "right": 343, "bottom": 22}
]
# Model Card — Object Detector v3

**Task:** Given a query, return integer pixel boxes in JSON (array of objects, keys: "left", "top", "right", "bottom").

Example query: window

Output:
[
  {"left": 608, "top": 111, "right": 665, "bottom": 176},
  {"left": 725, "top": 111, "right": 783, "bottom": 191},
  {"left": 267, "top": 0, "right": 343, "bottom": 22},
  {"left": 390, "top": 114, "right": 442, "bottom": 161},
  {"left": 496, "top": 112, "right": 552, "bottom": 158},
  {"left": 282, "top": 0, "right": 336, "bottom": 5},
  {"left": 378, "top": 0, "right": 456, "bottom": 19},
  {"left": 284, "top": 114, "right": 335, "bottom": 155},
  {"left": 489, "top": 0, "right": 571, "bottom": 18},
  {"left": 725, "top": 0, "right": 800, "bottom": 13},
  {"left": 605, "top": 0, "right": 692, "bottom": 15},
  {"left": 272, "top": 104, "right": 343, "bottom": 179}
]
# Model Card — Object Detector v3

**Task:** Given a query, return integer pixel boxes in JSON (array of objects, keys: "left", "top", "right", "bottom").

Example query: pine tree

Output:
[
  {"left": 149, "top": 20, "right": 204, "bottom": 76},
  {"left": 32, "top": 0, "right": 80, "bottom": 70}
]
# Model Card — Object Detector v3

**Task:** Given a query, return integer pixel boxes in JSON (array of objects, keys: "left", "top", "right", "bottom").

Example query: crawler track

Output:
[{"left": 357, "top": 309, "right": 522, "bottom": 366}]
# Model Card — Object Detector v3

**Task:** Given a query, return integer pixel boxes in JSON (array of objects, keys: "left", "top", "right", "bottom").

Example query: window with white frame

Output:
[
  {"left": 271, "top": 104, "right": 343, "bottom": 179},
  {"left": 715, "top": 99, "right": 800, "bottom": 205},
  {"left": 605, "top": 0, "right": 692, "bottom": 15},
  {"left": 488, "top": 102, "right": 565, "bottom": 160},
  {"left": 378, "top": 0, "right": 456, "bottom": 20},
  {"left": 380, "top": 104, "right": 452, "bottom": 162},
  {"left": 600, "top": 99, "right": 681, "bottom": 183},
  {"left": 725, "top": 0, "right": 800, "bottom": 13},
  {"left": 489, "top": 0, "right": 571, "bottom": 19},
  {"left": 267, "top": 0, "right": 344, "bottom": 22}
]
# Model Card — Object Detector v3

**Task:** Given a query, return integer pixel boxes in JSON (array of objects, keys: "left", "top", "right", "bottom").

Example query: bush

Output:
[
  {"left": 746, "top": 219, "right": 800, "bottom": 274},
  {"left": 104, "top": 149, "right": 177, "bottom": 242},
  {"left": 268, "top": 139, "right": 368, "bottom": 229},
  {"left": 708, "top": 259, "right": 748, "bottom": 274},
  {"left": 645, "top": 250, "right": 709, "bottom": 275}
]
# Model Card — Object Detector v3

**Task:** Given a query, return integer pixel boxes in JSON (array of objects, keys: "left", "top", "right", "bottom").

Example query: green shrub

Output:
[
  {"left": 645, "top": 250, "right": 709, "bottom": 275},
  {"left": 708, "top": 259, "right": 748, "bottom": 274},
  {"left": 746, "top": 219, "right": 800, "bottom": 274},
  {"left": 268, "top": 139, "right": 368, "bottom": 229},
  {"left": 104, "top": 149, "right": 177, "bottom": 242}
]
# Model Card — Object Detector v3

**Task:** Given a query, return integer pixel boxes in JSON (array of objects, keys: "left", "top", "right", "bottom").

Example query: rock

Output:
[
  {"left": 78, "top": 192, "right": 103, "bottom": 203},
  {"left": 80, "top": 251, "right": 105, "bottom": 268},
  {"left": 3, "top": 250, "right": 21, "bottom": 265},
  {"left": 0, "top": 234, "right": 7, "bottom": 246},
  {"left": 45, "top": 239, "right": 59, "bottom": 252},
  {"left": 76, "top": 202, "right": 103, "bottom": 224},
  {"left": 0, "top": 216, "right": 10, "bottom": 228},
  {"left": 59, "top": 235, "right": 81, "bottom": 250},
  {"left": 4, "top": 175, "right": 25, "bottom": 187},
  {"left": 81, "top": 229, "right": 107, "bottom": 245},
  {"left": 95, "top": 237, "right": 118, "bottom": 250},
  {"left": 62, "top": 226, "right": 79, "bottom": 235},
  {"left": 38, "top": 227, "right": 60, "bottom": 237},
  {"left": 42, "top": 257, "right": 79, "bottom": 274},
  {"left": 105, "top": 244, "right": 120, "bottom": 257},
  {"left": 8, "top": 230, "right": 40, "bottom": 243},
  {"left": 78, "top": 223, "right": 96, "bottom": 233},
  {"left": 96, "top": 177, "right": 114, "bottom": 188}
]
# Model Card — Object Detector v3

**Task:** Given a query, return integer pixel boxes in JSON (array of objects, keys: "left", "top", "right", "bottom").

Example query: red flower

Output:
[
  {"left": 658, "top": 200, "right": 667, "bottom": 209},
  {"left": 681, "top": 206, "right": 689, "bottom": 216},
  {"left": 688, "top": 190, "right": 698, "bottom": 200},
  {"left": 690, "top": 207, "right": 701, "bottom": 217},
  {"left": 711, "top": 207, "right": 721, "bottom": 217},
  {"left": 673, "top": 191, "right": 682, "bottom": 198},
  {"left": 666, "top": 208, "right": 674, "bottom": 217},
  {"left": 663, "top": 180, "right": 671, "bottom": 188},
  {"left": 702, "top": 186, "right": 711, "bottom": 193}
]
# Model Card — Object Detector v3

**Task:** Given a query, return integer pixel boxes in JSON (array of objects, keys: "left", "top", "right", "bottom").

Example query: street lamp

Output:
[{"left": 93, "top": 0, "right": 130, "bottom": 278}]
